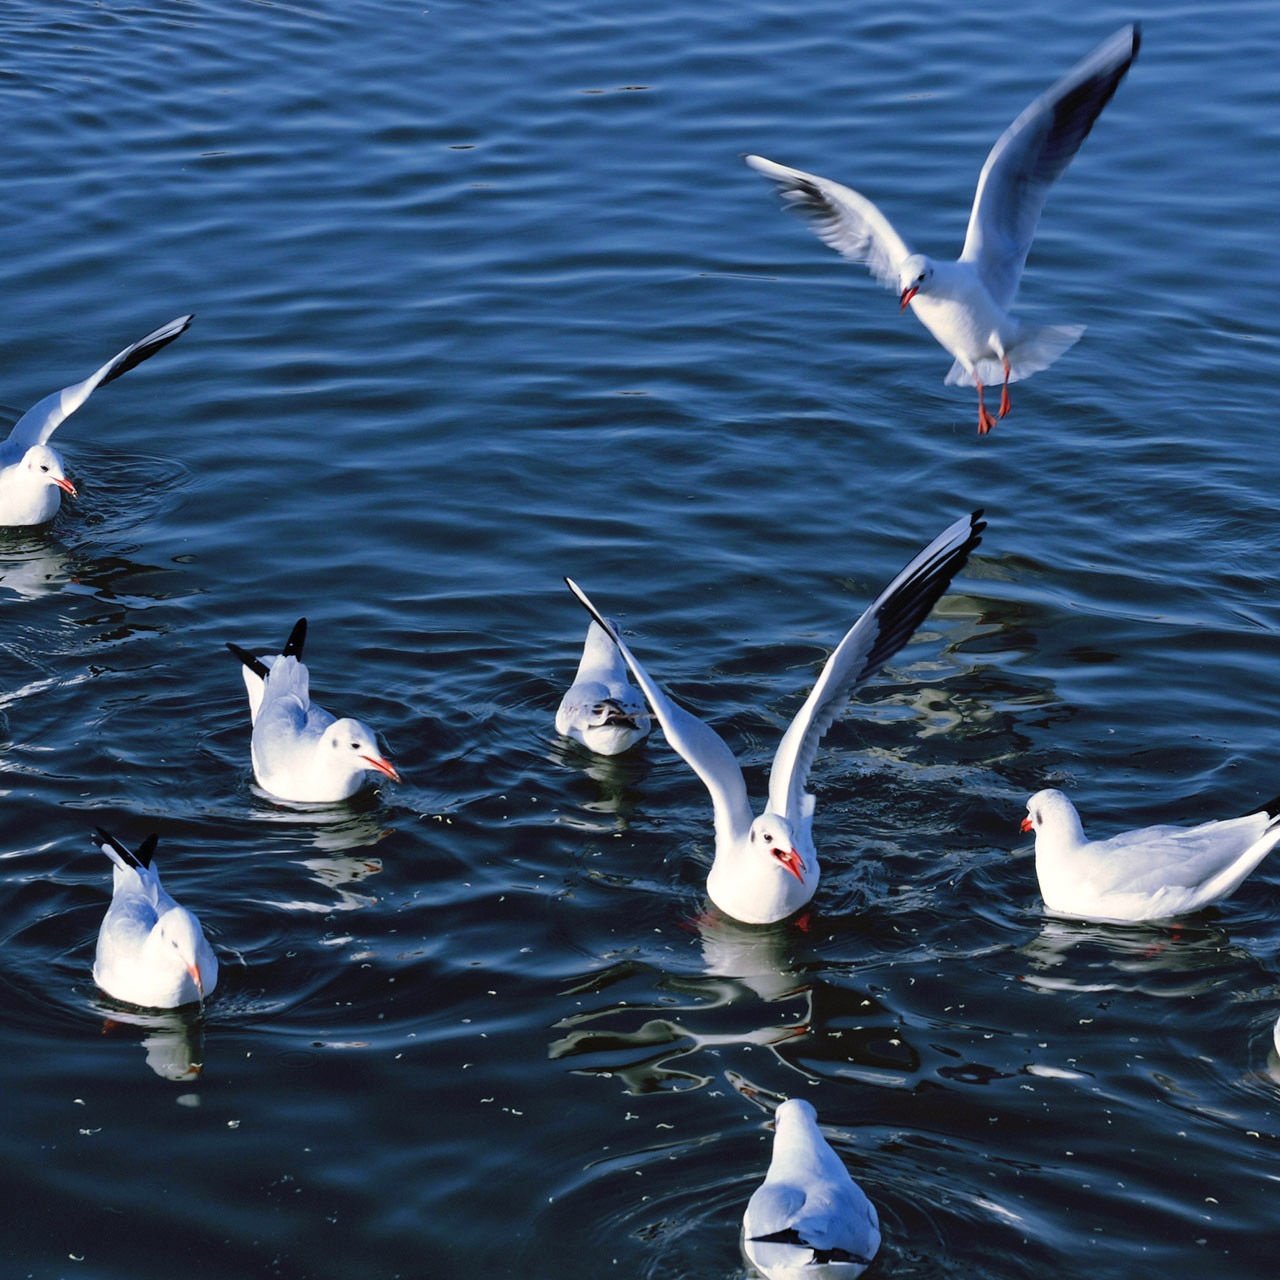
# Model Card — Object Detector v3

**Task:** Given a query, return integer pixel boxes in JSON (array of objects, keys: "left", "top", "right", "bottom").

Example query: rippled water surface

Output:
[{"left": 3, "top": 1, "right": 1280, "bottom": 1276}]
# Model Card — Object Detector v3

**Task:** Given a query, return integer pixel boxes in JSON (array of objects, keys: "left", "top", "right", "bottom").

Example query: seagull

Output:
[
  {"left": 556, "top": 617, "right": 651, "bottom": 755},
  {"left": 92, "top": 828, "right": 217, "bottom": 1009},
  {"left": 1020, "top": 787, "right": 1280, "bottom": 923},
  {"left": 746, "top": 25, "right": 1140, "bottom": 434},
  {"left": 226, "top": 617, "right": 402, "bottom": 803},
  {"left": 566, "top": 509, "right": 984, "bottom": 924},
  {"left": 743, "top": 1098, "right": 880, "bottom": 1280},
  {"left": 0, "top": 315, "right": 192, "bottom": 525}
]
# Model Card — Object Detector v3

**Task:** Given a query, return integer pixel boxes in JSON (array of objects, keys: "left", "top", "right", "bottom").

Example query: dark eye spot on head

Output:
[
  {"left": 351, "top": 742, "right": 360, "bottom": 750},
  {"left": 763, "top": 833, "right": 773, "bottom": 844},
  {"left": 39, "top": 464, "right": 49, "bottom": 473}
]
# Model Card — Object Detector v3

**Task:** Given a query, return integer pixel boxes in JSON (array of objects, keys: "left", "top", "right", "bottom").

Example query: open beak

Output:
[
  {"left": 1019, "top": 816, "right": 1033, "bottom": 834},
  {"left": 899, "top": 285, "right": 918, "bottom": 312},
  {"left": 773, "top": 847, "right": 805, "bottom": 883},
  {"left": 362, "top": 754, "right": 402, "bottom": 783},
  {"left": 54, "top": 476, "right": 78, "bottom": 497}
]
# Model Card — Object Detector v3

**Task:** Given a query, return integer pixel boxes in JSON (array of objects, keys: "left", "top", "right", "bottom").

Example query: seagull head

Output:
[
  {"left": 773, "top": 1097, "right": 818, "bottom": 1131},
  {"left": 1021, "top": 788, "right": 1079, "bottom": 837},
  {"left": 748, "top": 814, "right": 805, "bottom": 885},
  {"left": 897, "top": 254, "right": 934, "bottom": 310},
  {"left": 323, "top": 717, "right": 402, "bottom": 784},
  {"left": 157, "top": 906, "right": 207, "bottom": 999},
  {"left": 23, "top": 445, "right": 76, "bottom": 498}
]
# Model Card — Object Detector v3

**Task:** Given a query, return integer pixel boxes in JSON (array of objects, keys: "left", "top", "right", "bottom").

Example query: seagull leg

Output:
[
  {"left": 998, "top": 356, "right": 1012, "bottom": 419},
  {"left": 975, "top": 381, "right": 996, "bottom": 434}
]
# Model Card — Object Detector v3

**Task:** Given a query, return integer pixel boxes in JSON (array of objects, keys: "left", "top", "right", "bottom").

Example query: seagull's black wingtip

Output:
[
  {"left": 282, "top": 617, "right": 307, "bottom": 660},
  {"left": 93, "top": 826, "right": 155, "bottom": 869},
  {"left": 1254, "top": 791, "right": 1280, "bottom": 822},
  {"left": 564, "top": 578, "right": 620, "bottom": 643},
  {"left": 226, "top": 640, "right": 270, "bottom": 679}
]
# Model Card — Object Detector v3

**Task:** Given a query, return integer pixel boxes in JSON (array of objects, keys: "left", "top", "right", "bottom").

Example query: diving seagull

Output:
[
  {"left": 747, "top": 25, "right": 1140, "bottom": 434},
  {"left": 0, "top": 315, "right": 193, "bottom": 524},
  {"left": 565, "top": 509, "right": 984, "bottom": 924},
  {"left": 743, "top": 1098, "right": 881, "bottom": 1280},
  {"left": 556, "top": 617, "right": 651, "bottom": 756},
  {"left": 1020, "top": 787, "right": 1280, "bottom": 922},
  {"left": 227, "top": 617, "right": 401, "bottom": 803},
  {"left": 92, "top": 827, "right": 217, "bottom": 1009}
]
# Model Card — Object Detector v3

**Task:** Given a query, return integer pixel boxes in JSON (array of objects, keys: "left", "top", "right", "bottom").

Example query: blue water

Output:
[{"left": 2, "top": 1, "right": 1279, "bottom": 1276}]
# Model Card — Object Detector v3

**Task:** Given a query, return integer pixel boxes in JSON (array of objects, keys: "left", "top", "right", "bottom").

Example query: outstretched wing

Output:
[
  {"left": 768, "top": 510, "right": 985, "bottom": 821},
  {"left": 4, "top": 314, "right": 193, "bottom": 452},
  {"left": 565, "top": 579, "right": 753, "bottom": 846},
  {"left": 960, "top": 26, "right": 1139, "bottom": 310},
  {"left": 745, "top": 154, "right": 913, "bottom": 289}
]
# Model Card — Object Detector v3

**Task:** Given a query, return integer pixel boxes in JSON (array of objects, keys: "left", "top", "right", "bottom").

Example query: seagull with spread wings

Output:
[
  {"left": 747, "top": 26, "right": 1140, "bottom": 434},
  {"left": 0, "top": 315, "right": 192, "bottom": 524},
  {"left": 566, "top": 509, "right": 984, "bottom": 923}
]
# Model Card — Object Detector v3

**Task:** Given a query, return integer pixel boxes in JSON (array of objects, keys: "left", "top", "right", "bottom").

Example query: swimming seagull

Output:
[
  {"left": 565, "top": 509, "right": 984, "bottom": 924},
  {"left": 743, "top": 1098, "right": 881, "bottom": 1280},
  {"left": 1020, "top": 787, "right": 1280, "bottom": 923},
  {"left": 746, "top": 25, "right": 1140, "bottom": 434},
  {"left": 556, "top": 617, "right": 651, "bottom": 756},
  {"left": 92, "top": 827, "right": 218, "bottom": 1009},
  {"left": 227, "top": 617, "right": 402, "bottom": 804},
  {"left": 0, "top": 315, "right": 193, "bottom": 525}
]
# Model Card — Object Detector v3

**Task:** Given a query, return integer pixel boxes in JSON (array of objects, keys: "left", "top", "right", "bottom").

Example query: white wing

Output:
[
  {"left": 1094, "top": 806, "right": 1280, "bottom": 898},
  {"left": 959, "top": 25, "right": 1139, "bottom": 310},
  {"left": 745, "top": 154, "right": 913, "bottom": 289},
  {"left": 2, "top": 314, "right": 192, "bottom": 455},
  {"left": 565, "top": 579, "right": 753, "bottom": 846},
  {"left": 768, "top": 510, "right": 985, "bottom": 822}
]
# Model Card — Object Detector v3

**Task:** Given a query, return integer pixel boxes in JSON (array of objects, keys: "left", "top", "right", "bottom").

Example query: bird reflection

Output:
[
  {"left": 246, "top": 808, "right": 390, "bottom": 912},
  {"left": 0, "top": 527, "right": 181, "bottom": 605},
  {"left": 0, "top": 529, "right": 74, "bottom": 599},
  {"left": 548, "top": 736, "right": 650, "bottom": 830},
  {"left": 100, "top": 1005, "right": 206, "bottom": 1082},
  {"left": 695, "top": 908, "right": 810, "bottom": 1004},
  {"left": 289, "top": 853, "right": 383, "bottom": 913},
  {"left": 549, "top": 912, "right": 818, "bottom": 1094},
  {"left": 1019, "top": 914, "right": 1252, "bottom": 997}
]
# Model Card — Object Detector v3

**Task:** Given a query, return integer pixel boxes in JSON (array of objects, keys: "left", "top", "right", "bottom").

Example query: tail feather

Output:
[
  {"left": 260, "top": 653, "right": 310, "bottom": 705},
  {"left": 944, "top": 324, "right": 1085, "bottom": 387}
]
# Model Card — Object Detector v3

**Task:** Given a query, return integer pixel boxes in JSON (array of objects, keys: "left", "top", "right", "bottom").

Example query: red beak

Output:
[
  {"left": 54, "top": 476, "right": 78, "bottom": 497},
  {"left": 186, "top": 961, "right": 204, "bottom": 996},
  {"left": 1019, "top": 816, "right": 1033, "bottom": 834},
  {"left": 362, "top": 754, "right": 402, "bottom": 783},
  {"left": 899, "top": 285, "right": 918, "bottom": 312},
  {"left": 773, "top": 847, "right": 805, "bottom": 883}
]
